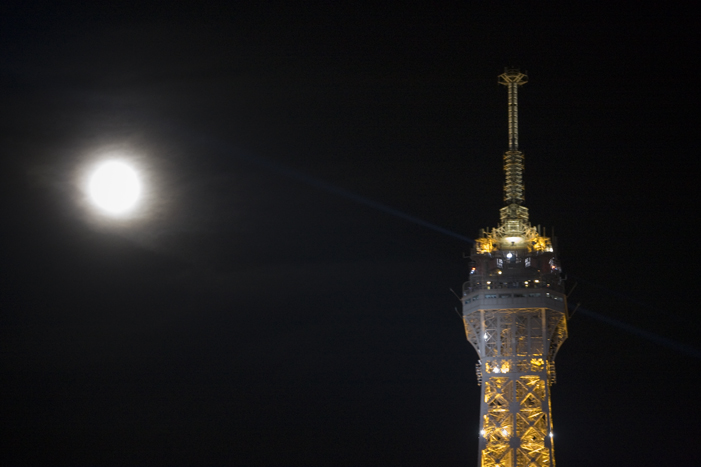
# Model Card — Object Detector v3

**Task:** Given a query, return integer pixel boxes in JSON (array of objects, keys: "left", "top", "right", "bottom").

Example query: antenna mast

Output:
[{"left": 498, "top": 68, "right": 528, "bottom": 210}]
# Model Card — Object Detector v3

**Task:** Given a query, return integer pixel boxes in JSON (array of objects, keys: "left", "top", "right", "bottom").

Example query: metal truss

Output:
[
  {"left": 498, "top": 68, "right": 528, "bottom": 208},
  {"left": 498, "top": 68, "right": 528, "bottom": 153},
  {"left": 503, "top": 151, "right": 525, "bottom": 206},
  {"left": 463, "top": 308, "right": 567, "bottom": 376},
  {"left": 464, "top": 307, "right": 565, "bottom": 467}
]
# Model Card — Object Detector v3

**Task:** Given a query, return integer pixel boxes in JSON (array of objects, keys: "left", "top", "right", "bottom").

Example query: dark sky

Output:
[{"left": 1, "top": 3, "right": 699, "bottom": 466}]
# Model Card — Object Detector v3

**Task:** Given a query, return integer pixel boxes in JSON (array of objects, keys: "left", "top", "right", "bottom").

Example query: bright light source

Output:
[
  {"left": 501, "top": 429, "right": 508, "bottom": 436},
  {"left": 88, "top": 160, "right": 141, "bottom": 215},
  {"left": 484, "top": 333, "right": 489, "bottom": 339},
  {"left": 506, "top": 252, "right": 513, "bottom": 259},
  {"left": 494, "top": 368, "right": 500, "bottom": 373},
  {"left": 549, "top": 432, "right": 554, "bottom": 438}
]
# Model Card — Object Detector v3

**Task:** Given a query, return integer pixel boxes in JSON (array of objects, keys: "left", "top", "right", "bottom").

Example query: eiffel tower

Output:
[{"left": 462, "top": 68, "right": 568, "bottom": 467}]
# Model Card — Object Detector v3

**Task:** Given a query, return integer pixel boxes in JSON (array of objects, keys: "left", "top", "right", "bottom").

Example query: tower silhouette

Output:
[{"left": 462, "top": 69, "right": 568, "bottom": 467}]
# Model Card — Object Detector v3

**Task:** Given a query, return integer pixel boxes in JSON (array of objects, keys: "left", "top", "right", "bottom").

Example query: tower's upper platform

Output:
[{"left": 467, "top": 69, "right": 563, "bottom": 295}]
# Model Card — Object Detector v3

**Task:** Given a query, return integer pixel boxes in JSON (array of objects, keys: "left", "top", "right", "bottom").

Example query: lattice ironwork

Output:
[
  {"left": 468, "top": 307, "right": 562, "bottom": 466},
  {"left": 503, "top": 150, "right": 525, "bottom": 206},
  {"left": 547, "top": 317, "right": 568, "bottom": 361},
  {"left": 482, "top": 376, "right": 515, "bottom": 467},
  {"left": 498, "top": 68, "right": 528, "bottom": 152}
]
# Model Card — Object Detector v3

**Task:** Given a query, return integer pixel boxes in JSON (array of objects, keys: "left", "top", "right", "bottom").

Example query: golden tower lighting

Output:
[{"left": 462, "top": 68, "right": 568, "bottom": 467}]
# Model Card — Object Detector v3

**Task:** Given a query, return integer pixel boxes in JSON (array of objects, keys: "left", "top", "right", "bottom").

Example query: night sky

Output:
[{"left": 2, "top": 3, "right": 700, "bottom": 466}]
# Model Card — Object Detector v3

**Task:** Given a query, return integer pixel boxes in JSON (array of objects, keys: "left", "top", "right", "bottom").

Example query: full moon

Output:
[{"left": 88, "top": 160, "right": 142, "bottom": 215}]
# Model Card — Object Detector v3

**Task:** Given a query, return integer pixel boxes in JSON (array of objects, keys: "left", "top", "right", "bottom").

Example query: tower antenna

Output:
[{"left": 498, "top": 68, "right": 528, "bottom": 215}]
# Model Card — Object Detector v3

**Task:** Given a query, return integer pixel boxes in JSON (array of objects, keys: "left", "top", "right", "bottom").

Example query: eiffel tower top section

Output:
[{"left": 471, "top": 69, "right": 556, "bottom": 256}]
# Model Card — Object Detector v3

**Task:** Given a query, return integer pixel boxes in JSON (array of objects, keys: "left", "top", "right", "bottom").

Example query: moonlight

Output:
[{"left": 87, "top": 160, "right": 142, "bottom": 215}]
